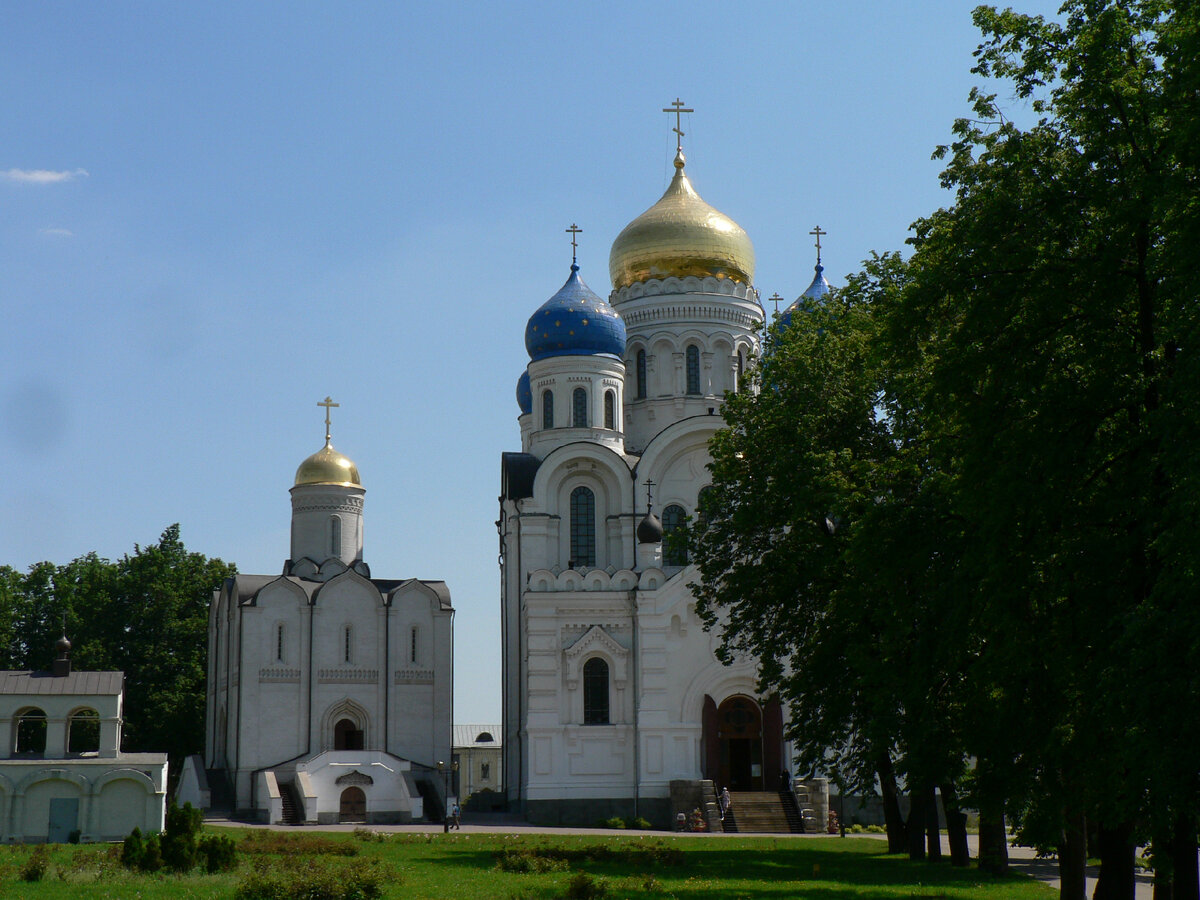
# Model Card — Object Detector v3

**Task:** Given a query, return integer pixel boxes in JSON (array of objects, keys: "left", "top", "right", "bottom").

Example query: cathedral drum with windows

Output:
[
  {"left": 202, "top": 405, "right": 454, "bottom": 825},
  {"left": 500, "top": 126, "right": 792, "bottom": 826}
]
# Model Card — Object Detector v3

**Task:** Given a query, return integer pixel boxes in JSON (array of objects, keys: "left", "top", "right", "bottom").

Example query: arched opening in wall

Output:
[
  {"left": 715, "top": 695, "right": 763, "bottom": 791},
  {"left": 636, "top": 350, "right": 647, "bottom": 399},
  {"left": 736, "top": 351, "right": 744, "bottom": 391},
  {"left": 569, "top": 486, "right": 596, "bottom": 569},
  {"left": 686, "top": 345, "right": 701, "bottom": 395},
  {"left": 583, "top": 657, "right": 610, "bottom": 724},
  {"left": 339, "top": 786, "right": 366, "bottom": 823},
  {"left": 330, "top": 515, "right": 342, "bottom": 557},
  {"left": 334, "top": 718, "right": 364, "bottom": 751},
  {"left": 68, "top": 708, "right": 101, "bottom": 754},
  {"left": 604, "top": 390, "right": 615, "bottom": 429},
  {"left": 572, "top": 387, "right": 588, "bottom": 427},
  {"left": 662, "top": 504, "right": 688, "bottom": 565},
  {"left": 542, "top": 390, "right": 554, "bottom": 429},
  {"left": 14, "top": 707, "right": 47, "bottom": 755}
]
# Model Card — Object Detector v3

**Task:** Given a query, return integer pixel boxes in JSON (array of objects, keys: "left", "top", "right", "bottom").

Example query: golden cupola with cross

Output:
[
  {"left": 609, "top": 100, "right": 755, "bottom": 291},
  {"left": 288, "top": 397, "right": 369, "bottom": 579}
]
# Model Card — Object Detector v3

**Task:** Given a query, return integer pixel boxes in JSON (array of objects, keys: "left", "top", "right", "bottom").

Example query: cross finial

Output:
[
  {"left": 565, "top": 223, "right": 582, "bottom": 266},
  {"left": 662, "top": 98, "right": 694, "bottom": 153},
  {"left": 317, "top": 395, "right": 339, "bottom": 443},
  {"left": 768, "top": 292, "right": 784, "bottom": 315},
  {"left": 809, "top": 225, "right": 827, "bottom": 266},
  {"left": 644, "top": 479, "right": 656, "bottom": 514}
]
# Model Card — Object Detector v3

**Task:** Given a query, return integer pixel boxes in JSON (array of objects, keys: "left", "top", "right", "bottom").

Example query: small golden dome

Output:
[
  {"left": 294, "top": 440, "right": 361, "bottom": 487},
  {"left": 609, "top": 151, "right": 755, "bottom": 291}
]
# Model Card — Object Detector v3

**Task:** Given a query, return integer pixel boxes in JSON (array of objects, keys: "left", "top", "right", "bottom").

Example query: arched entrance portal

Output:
[
  {"left": 339, "top": 786, "right": 366, "bottom": 823},
  {"left": 716, "top": 695, "right": 763, "bottom": 791},
  {"left": 334, "top": 718, "right": 364, "bottom": 751}
]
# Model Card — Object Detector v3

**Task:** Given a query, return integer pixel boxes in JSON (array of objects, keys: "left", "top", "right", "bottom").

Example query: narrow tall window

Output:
[
  {"left": 330, "top": 515, "right": 342, "bottom": 556},
  {"left": 343, "top": 625, "right": 353, "bottom": 664},
  {"left": 604, "top": 390, "right": 615, "bottom": 430},
  {"left": 542, "top": 390, "right": 554, "bottom": 429},
  {"left": 569, "top": 486, "right": 596, "bottom": 568},
  {"left": 636, "top": 350, "right": 647, "bottom": 399},
  {"left": 583, "top": 657, "right": 610, "bottom": 724},
  {"left": 573, "top": 387, "right": 588, "bottom": 427},
  {"left": 686, "top": 345, "right": 701, "bottom": 395},
  {"left": 736, "top": 351, "right": 745, "bottom": 392},
  {"left": 663, "top": 504, "right": 688, "bottom": 565},
  {"left": 410, "top": 626, "right": 418, "bottom": 664},
  {"left": 276, "top": 623, "right": 285, "bottom": 662}
]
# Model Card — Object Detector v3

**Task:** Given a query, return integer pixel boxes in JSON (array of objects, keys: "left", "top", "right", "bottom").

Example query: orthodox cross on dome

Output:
[
  {"left": 643, "top": 478, "right": 656, "bottom": 513},
  {"left": 662, "top": 98, "right": 694, "bottom": 153},
  {"left": 809, "top": 225, "right": 827, "bottom": 266},
  {"left": 565, "top": 223, "right": 582, "bottom": 265},
  {"left": 317, "top": 395, "right": 340, "bottom": 443},
  {"left": 768, "top": 292, "right": 784, "bottom": 315}
]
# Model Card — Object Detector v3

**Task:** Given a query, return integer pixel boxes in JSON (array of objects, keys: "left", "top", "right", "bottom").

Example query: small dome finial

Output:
[
  {"left": 662, "top": 97, "right": 694, "bottom": 156},
  {"left": 809, "top": 225, "right": 826, "bottom": 269},
  {"left": 565, "top": 223, "right": 582, "bottom": 268},
  {"left": 317, "top": 395, "right": 339, "bottom": 445}
]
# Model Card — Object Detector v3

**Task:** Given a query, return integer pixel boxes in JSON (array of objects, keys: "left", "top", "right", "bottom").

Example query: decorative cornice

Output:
[
  {"left": 394, "top": 668, "right": 435, "bottom": 685},
  {"left": 335, "top": 769, "right": 374, "bottom": 786},
  {"left": 259, "top": 667, "right": 302, "bottom": 682},
  {"left": 610, "top": 274, "right": 760, "bottom": 305},
  {"left": 318, "top": 668, "right": 378, "bottom": 683}
]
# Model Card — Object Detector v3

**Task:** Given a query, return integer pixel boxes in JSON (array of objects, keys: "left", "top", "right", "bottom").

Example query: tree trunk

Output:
[
  {"left": 925, "top": 783, "right": 942, "bottom": 860},
  {"left": 1059, "top": 811, "right": 1088, "bottom": 900},
  {"left": 940, "top": 781, "right": 970, "bottom": 867},
  {"left": 978, "top": 807, "right": 1009, "bottom": 875},
  {"left": 1172, "top": 814, "right": 1198, "bottom": 900},
  {"left": 877, "top": 752, "right": 907, "bottom": 854},
  {"left": 907, "top": 790, "right": 927, "bottom": 861},
  {"left": 1094, "top": 821, "right": 1136, "bottom": 900},
  {"left": 1154, "top": 869, "right": 1174, "bottom": 900}
]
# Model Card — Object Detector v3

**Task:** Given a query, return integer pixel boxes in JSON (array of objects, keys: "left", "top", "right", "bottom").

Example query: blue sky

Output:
[{"left": 2, "top": 2, "right": 1061, "bottom": 724}]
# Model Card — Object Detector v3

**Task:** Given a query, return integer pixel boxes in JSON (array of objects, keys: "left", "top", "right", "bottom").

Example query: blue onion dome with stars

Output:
[
  {"left": 516, "top": 370, "right": 532, "bottom": 415},
  {"left": 525, "top": 264, "right": 626, "bottom": 362},
  {"left": 779, "top": 263, "right": 831, "bottom": 328}
]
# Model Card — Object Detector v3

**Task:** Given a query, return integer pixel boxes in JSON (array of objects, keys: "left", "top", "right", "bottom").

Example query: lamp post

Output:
[{"left": 436, "top": 760, "right": 458, "bottom": 832}]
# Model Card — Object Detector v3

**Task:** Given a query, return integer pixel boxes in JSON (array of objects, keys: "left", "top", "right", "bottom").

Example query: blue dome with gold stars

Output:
[
  {"left": 516, "top": 371, "right": 532, "bottom": 414},
  {"left": 780, "top": 264, "right": 831, "bottom": 329},
  {"left": 525, "top": 265, "right": 626, "bottom": 362}
]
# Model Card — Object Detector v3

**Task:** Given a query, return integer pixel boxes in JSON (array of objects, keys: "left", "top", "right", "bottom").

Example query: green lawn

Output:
[{"left": 0, "top": 828, "right": 1057, "bottom": 899}]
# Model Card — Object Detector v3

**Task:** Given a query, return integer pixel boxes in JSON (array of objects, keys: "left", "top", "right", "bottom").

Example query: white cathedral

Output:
[
  {"left": 499, "top": 115, "right": 828, "bottom": 826},
  {"left": 203, "top": 406, "right": 454, "bottom": 824}
]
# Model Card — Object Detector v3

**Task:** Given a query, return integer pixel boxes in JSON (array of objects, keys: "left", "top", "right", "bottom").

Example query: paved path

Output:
[{"left": 208, "top": 814, "right": 1158, "bottom": 898}]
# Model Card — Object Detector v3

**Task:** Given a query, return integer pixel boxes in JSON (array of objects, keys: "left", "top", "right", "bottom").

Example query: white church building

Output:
[
  {"left": 500, "top": 114, "right": 821, "bottom": 826},
  {"left": 204, "top": 406, "right": 454, "bottom": 824}
]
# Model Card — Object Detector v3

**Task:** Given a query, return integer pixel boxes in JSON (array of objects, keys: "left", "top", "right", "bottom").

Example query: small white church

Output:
[
  {"left": 500, "top": 110, "right": 824, "bottom": 827},
  {"left": 203, "top": 404, "right": 453, "bottom": 824}
]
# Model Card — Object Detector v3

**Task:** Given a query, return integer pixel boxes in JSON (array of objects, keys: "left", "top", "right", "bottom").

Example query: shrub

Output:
[
  {"left": 624, "top": 817, "right": 653, "bottom": 830},
  {"left": 140, "top": 834, "right": 163, "bottom": 872},
  {"left": 563, "top": 871, "right": 609, "bottom": 900},
  {"left": 234, "top": 860, "right": 386, "bottom": 900},
  {"left": 199, "top": 833, "right": 238, "bottom": 873},
  {"left": 20, "top": 845, "right": 50, "bottom": 882},
  {"left": 121, "top": 828, "right": 144, "bottom": 869},
  {"left": 597, "top": 817, "right": 625, "bottom": 829},
  {"left": 161, "top": 801, "right": 204, "bottom": 871},
  {"left": 240, "top": 831, "right": 358, "bottom": 856}
]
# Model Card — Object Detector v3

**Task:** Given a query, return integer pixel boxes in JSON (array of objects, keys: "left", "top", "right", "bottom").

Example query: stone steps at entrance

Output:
[
  {"left": 279, "top": 782, "right": 304, "bottom": 825},
  {"left": 724, "top": 791, "right": 802, "bottom": 834}
]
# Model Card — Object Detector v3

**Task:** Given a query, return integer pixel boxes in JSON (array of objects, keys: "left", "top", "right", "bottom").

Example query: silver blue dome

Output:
[{"left": 525, "top": 265, "right": 626, "bottom": 362}]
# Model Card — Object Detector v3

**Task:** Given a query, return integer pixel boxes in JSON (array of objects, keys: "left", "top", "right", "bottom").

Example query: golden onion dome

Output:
[
  {"left": 609, "top": 151, "right": 755, "bottom": 291},
  {"left": 294, "top": 440, "right": 361, "bottom": 487}
]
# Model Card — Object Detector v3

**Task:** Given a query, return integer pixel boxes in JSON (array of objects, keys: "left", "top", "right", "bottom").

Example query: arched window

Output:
[
  {"left": 736, "top": 351, "right": 745, "bottom": 392},
  {"left": 569, "top": 486, "right": 596, "bottom": 569},
  {"left": 662, "top": 504, "right": 688, "bottom": 565},
  {"left": 330, "top": 515, "right": 342, "bottom": 556},
  {"left": 481, "top": 762, "right": 491, "bottom": 781},
  {"left": 604, "top": 390, "right": 615, "bottom": 430},
  {"left": 636, "top": 350, "right": 647, "bottom": 399},
  {"left": 542, "top": 390, "right": 554, "bottom": 429},
  {"left": 14, "top": 708, "right": 47, "bottom": 755},
  {"left": 572, "top": 387, "right": 588, "bottom": 427},
  {"left": 583, "top": 657, "right": 610, "bottom": 724},
  {"left": 68, "top": 708, "right": 100, "bottom": 754},
  {"left": 343, "top": 625, "right": 353, "bottom": 664},
  {"left": 686, "top": 345, "right": 701, "bottom": 395}
]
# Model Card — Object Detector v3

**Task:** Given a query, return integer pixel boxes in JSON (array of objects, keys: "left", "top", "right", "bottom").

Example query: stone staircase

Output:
[
  {"left": 723, "top": 791, "right": 803, "bottom": 834},
  {"left": 278, "top": 781, "right": 304, "bottom": 825}
]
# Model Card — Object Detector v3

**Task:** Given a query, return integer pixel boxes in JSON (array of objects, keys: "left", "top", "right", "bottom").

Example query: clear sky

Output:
[{"left": 2, "top": 1, "right": 1061, "bottom": 725}]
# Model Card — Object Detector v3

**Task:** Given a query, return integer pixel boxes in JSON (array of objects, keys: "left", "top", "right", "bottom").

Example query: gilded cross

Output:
[
  {"left": 809, "top": 225, "right": 827, "bottom": 265},
  {"left": 565, "top": 223, "right": 582, "bottom": 265},
  {"left": 662, "top": 98, "right": 693, "bottom": 151},
  {"left": 318, "top": 395, "right": 339, "bottom": 443}
]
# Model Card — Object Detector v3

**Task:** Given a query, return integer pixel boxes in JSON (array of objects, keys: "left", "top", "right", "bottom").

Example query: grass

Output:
[{"left": 0, "top": 827, "right": 1057, "bottom": 899}]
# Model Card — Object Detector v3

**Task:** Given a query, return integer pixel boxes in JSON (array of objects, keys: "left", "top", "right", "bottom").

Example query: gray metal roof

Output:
[{"left": 0, "top": 671, "right": 123, "bottom": 696}]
